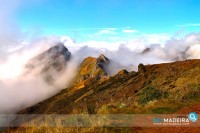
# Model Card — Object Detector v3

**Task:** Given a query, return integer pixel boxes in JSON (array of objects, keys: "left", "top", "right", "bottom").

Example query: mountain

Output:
[
  {"left": 8, "top": 48, "right": 200, "bottom": 132},
  {"left": 68, "top": 53, "right": 128, "bottom": 92},
  {"left": 74, "top": 54, "right": 109, "bottom": 83},
  {"left": 25, "top": 43, "right": 71, "bottom": 84},
  {"left": 141, "top": 47, "right": 151, "bottom": 54},
  {"left": 18, "top": 59, "right": 200, "bottom": 114}
]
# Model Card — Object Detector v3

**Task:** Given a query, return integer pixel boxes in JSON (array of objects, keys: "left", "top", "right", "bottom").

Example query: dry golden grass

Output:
[{"left": 12, "top": 59, "right": 200, "bottom": 133}]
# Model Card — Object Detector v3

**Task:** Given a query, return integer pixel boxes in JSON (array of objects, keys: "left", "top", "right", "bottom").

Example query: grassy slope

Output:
[
  {"left": 9, "top": 59, "right": 200, "bottom": 133},
  {"left": 18, "top": 59, "right": 200, "bottom": 114}
]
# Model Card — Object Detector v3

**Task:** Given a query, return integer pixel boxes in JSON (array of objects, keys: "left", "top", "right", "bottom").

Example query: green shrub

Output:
[
  {"left": 138, "top": 86, "right": 164, "bottom": 105},
  {"left": 182, "top": 85, "right": 200, "bottom": 100}
]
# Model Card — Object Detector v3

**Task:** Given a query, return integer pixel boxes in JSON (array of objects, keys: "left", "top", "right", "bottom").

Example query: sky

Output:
[{"left": 9, "top": 0, "right": 200, "bottom": 43}]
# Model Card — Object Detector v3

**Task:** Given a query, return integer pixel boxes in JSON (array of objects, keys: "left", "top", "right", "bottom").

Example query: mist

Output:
[{"left": 0, "top": 37, "right": 79, "bottom": 113}]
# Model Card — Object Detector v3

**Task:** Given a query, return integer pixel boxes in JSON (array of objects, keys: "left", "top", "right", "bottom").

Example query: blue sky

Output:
[{"left": 16, "top": 0, "right": 200, "bottom": 42}]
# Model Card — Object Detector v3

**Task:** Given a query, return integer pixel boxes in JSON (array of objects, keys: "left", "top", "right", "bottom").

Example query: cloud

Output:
[
  {"left": 122, "top": 29, "right": 138, "bottom": 33},
  {"left": 88, "top": 27, "right": 139, "bottom": 41},
  {"left": 186, "top": 44, "right": 200, "bottom": 59},
  {"left": 60, "top": 27, "right": 118, "bottom": 31},
  {"left": 0, "top": 37, "right": 77, "bottom": 113},
  {"left": 88, "top": 28, "right": 120, "bottom": 41},
  {"left": 63, "top": 32, "right": 200, "bottom": 68},
  {"left": 95, "top": 28, "right": 118, "bottom": 36},
  {"left": 177, "top": 23, "right": 200, "bottom": 27}
]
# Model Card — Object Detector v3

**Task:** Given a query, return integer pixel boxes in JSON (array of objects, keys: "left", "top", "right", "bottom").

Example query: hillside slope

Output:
[
  {"left": 19, "top": 59, "right": 200, "bottom": 114},
  {"left": 6, "top": 58, "right": 200, "bottom": 133}
]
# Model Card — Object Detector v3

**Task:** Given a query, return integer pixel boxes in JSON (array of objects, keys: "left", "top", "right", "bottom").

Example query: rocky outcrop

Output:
[
  {"left": 138, "top": 63, "right": 146, "bottom": 73},
  {"left": 72, "top": 54, "right": 109, "bottom": 87},
  {"left": 96, "top": 54, "right": 110, "bottom": 69},
  {"left": 117, "top": 69, "right": 129, "bottom": 75}
]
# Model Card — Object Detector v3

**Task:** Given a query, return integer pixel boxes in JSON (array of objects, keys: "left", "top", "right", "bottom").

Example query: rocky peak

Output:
[
  {"left": 45, "top": 43, "right": 71, "bottom": 61},
  {"left": 141, "top": 48, "right": 151, "bottom": 54},
  {"left": 97, "top": 54, "right": 110, "bottom": 64},
  {"left": 96, "top": 54, "right": 110, "bottom": 70},
  {"left": 25, "top": 43, "right": 71, "bottom": 84},
  {"left": 72, "top": 55, "right": 109, "bottom": 87}
]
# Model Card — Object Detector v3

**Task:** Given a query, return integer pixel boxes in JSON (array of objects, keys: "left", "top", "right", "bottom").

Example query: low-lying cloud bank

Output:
[
  {"left": 63, "top": 33, "right": 200, "bottom": 68},
  {"left": 0, "top": 32, "right": 200, "bottom": 113}
]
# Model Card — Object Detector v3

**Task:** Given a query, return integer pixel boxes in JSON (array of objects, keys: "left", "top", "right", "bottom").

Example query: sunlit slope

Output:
[{"left": 19, "top": 59, "right": 200, "bottom": 114}]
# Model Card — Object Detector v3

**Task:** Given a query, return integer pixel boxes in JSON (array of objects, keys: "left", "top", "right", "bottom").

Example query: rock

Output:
[
  {"left": 117, "top": 69, "right": 129, "bottom": 75},
  {"left": 97, "top": 54, "right": 110, "bottom": 69},
  {"left": 47, "top": 43, "right": 71, "bottom": 61},
  {"left": 138, "top": 63, "right": 146, "bottom": 73},
  {"left": 72, "top": 54, "right": 109, "bottom": 86},
  {"left": 141, "top": 48, "right": 151, "bottom": 54}
]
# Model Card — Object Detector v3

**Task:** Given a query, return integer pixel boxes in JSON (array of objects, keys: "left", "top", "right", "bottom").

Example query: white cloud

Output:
[
  {"left": 177, "top": 23, "right": 200, "bottom": 27},
  {"left": 122, "top": 29, "right": 138, "bottom": 33},
  {"left": 95, "top": 28, "right": 118, "bottom": 36},
  {"left": 186, "top": 44, "right": 200, "bottom": 59},
  {"left": 61, "top": 27, "right": 118, "bottom": 31}
]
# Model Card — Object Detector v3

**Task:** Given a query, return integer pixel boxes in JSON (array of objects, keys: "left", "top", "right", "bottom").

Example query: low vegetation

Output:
[{"left": 8, "top": 58, "right": 200, "bottom": 133}]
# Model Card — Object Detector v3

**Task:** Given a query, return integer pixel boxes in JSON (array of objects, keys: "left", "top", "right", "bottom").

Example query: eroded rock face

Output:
[{"left": 25, "top": 43, "right": 71, "bottom": 84}]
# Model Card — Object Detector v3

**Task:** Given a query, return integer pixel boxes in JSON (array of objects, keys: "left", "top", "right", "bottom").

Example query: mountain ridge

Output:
[
  {"left": 18, "top": 59, "right": 200, "bottom": 114},
  {"left": 7, "top": 45, "right": 200, "bottom": 133}
]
